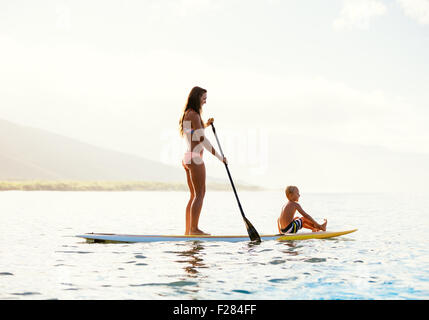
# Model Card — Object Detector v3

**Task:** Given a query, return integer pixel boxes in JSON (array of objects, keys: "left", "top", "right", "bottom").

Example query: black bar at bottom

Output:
[{"left": 0, "top": 300, "right": 424, "bottom": 318}]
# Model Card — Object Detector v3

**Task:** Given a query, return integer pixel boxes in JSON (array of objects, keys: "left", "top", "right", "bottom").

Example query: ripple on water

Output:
[
  {"left": 269, "top": 259, "right": 286, "bottom": 265},
  {"left": 11, "top": 292, "right": 41, "bottom": 296},
  {"left": 231, "top": 289, "right": 252, "bottom": 294},
  {"left": 268, "top": 277, "right": 298, "bottom": 283},
  {"left": 304, "top": 258, "right": 327, "bottom": 263},
  {"left": 168, "top": 280, "right": 198, "bottom": 287},
  {"left": 129, "top": 280, "right": 198, "bottom": 287},
  {"left": 55, "top": 251, "right": 93, "bottom": 254}
]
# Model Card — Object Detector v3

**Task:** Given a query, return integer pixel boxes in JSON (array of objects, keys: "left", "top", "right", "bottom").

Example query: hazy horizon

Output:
[{"left": 1, "top": 0, "right": 428, "bottom": 192}]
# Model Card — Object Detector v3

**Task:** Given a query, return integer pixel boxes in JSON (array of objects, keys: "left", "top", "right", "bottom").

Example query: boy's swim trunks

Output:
[{"left": 281, "top": 217, "right": 303, "bottom": 234}]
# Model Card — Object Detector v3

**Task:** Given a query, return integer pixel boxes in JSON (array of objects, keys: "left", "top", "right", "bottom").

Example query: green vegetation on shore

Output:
[{"left": 0, "top": 180, "right": 264, "bottom": 191}]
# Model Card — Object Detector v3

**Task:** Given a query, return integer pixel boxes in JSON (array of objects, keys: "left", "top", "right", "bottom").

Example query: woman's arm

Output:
[{"left": 189, "top": 112, "right": 224, "bottom": 162}]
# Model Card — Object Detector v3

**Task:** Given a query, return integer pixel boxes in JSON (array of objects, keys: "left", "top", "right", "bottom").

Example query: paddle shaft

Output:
[{"left": 210, "top": 124, "right": 246, "bottom": 220}]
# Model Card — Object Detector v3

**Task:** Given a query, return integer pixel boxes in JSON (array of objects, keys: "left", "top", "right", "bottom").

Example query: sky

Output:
[{"left": 0, "top": 0, "right": 428, "bottom": 191}]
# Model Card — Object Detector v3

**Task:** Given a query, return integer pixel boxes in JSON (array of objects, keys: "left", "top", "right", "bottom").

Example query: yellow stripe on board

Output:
[{"left": 276, "top": 229, "right": 358, "bottom": 241}]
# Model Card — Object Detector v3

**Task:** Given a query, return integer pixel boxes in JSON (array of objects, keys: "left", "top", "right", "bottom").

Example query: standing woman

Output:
[{"left": 179, "top": 86, "right": 227, "bottom": 235}]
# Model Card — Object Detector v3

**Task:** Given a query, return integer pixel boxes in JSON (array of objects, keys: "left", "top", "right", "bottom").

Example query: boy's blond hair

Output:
[{"left": 285, "top": 186, "right": 298, "bottom": 199}]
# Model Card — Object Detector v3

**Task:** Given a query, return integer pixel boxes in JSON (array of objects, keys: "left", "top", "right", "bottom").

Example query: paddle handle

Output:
[{"left": 211, "top": 124, "right": 246, "bottom": 219}]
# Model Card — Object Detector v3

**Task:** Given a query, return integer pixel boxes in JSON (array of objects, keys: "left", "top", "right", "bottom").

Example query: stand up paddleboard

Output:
[{"left": 76, "top": 229, "right": 357, "bottom": 243}]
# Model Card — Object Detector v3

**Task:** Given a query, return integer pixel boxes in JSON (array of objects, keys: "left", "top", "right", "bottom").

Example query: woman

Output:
[{"left": 179, "top": 86, "right": 227, "bottom": 235}]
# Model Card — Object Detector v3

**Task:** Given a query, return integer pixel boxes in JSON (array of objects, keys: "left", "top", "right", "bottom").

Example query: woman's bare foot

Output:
[{"left": 189, "top": 229, "right": 210, "bottom": 235}]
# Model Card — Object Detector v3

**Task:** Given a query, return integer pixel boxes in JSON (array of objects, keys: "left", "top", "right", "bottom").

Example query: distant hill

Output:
[
  {"left": 3, "top": 117, "right": 424, "bottom": 193},
  {"left": 0, "top": 118, "right": 194, "bottom": 182}
]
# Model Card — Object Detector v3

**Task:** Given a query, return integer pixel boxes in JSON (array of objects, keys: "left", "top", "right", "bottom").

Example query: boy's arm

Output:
[{"left": 295, "top": 203, "right": 322, "bottom": 228}]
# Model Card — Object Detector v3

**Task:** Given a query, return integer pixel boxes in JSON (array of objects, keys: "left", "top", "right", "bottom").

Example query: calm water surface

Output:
[{"left": 0, "top": 191, "right": 428, "bottom": 299}]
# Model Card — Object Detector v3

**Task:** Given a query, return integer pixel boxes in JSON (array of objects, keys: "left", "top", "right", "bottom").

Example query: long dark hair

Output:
[{"left": 179, "top": 86, "right": 206, "bottom": 137}]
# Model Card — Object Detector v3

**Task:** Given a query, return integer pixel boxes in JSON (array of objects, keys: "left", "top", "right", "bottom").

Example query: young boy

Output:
[{"left": 278, "top": 186, "right": 327, "bottom": 234}]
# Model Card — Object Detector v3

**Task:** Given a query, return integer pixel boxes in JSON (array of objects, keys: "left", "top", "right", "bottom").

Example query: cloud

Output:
[
  {"left": 397, "top": 0, "right": 429, "bottom": 25},
  {"left": 333, "top": 0, "right": 387, "bottom": 30}
]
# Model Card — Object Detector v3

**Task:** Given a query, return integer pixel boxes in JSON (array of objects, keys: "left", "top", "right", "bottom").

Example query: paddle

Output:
[{"left": 210, "top": 123, "right": 261, "bottom": 242}]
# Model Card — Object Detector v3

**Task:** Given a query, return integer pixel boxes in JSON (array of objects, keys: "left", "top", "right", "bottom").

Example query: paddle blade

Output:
[{"left": 243, "top": 217, "right": 261, "bottom": 242}]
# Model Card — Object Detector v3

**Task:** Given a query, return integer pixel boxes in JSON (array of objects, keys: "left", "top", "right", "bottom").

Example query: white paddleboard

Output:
[{"left": 77, "top": 229, "right": 357, "bottom": 243}]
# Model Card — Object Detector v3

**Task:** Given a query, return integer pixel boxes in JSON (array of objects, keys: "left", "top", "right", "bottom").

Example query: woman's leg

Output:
[
  {"left": 188, "top": 161, "right": 208, "bottom": 235},
  {"left": 184, "top": 164, "right": 195, "bottom": 235}
]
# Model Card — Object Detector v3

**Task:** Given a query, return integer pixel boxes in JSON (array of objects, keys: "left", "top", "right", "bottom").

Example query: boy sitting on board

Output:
[{"left": 278, "top": 186, "right": 327, "bottom": 234}]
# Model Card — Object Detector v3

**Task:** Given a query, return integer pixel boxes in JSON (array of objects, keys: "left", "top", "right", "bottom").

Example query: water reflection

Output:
[
  {"left": 172, "top": 241, "right": 207, "bottom": 277},
  {"left": 245, "top": 240, "right": 262, "bottom": 250},
  {"left": 279, "top": 241, "right": 300, "bottom": 256}
]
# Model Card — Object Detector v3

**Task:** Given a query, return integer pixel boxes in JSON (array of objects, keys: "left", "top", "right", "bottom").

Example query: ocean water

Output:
[{"left": 0, "top": 191, "right": 428, "bottom": 300}]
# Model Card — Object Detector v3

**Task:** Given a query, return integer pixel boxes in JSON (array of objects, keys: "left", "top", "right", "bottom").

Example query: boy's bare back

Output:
[{"left": 279, "top": 201, "right": 298, "bottom": 229}]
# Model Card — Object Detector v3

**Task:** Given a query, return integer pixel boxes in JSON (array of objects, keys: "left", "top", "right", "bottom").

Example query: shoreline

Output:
[{"left": 0, "top": 180, "right": 265, "bottom": 192}]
